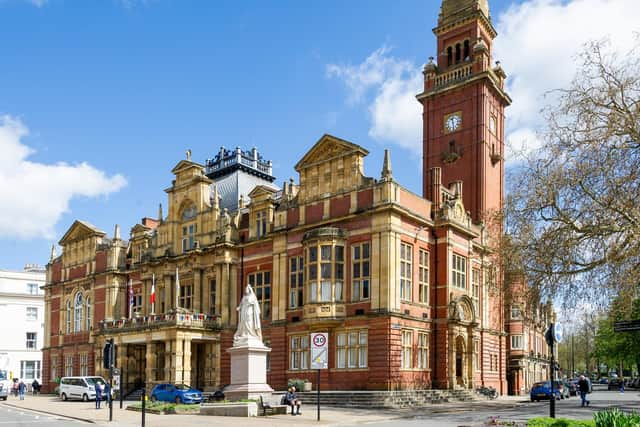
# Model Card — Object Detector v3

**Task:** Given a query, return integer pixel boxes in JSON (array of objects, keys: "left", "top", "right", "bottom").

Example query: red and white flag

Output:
[{"left": 150, "top": 273, "right": 156, "bottom": 314}]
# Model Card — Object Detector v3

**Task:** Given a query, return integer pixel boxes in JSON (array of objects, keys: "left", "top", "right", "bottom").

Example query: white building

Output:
[{"left": 0, "top": 265, "right": 45, "bottom": 383}]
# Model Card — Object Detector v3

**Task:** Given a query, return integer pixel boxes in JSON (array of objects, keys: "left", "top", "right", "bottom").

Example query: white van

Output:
[{"left": 59, "top": 376, "right": 106, "bottom": 401}]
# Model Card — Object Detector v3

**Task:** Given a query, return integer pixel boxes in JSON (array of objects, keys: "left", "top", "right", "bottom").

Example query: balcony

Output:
[{"left": 99, "top": 312, "right": 221, "bottom": 333}]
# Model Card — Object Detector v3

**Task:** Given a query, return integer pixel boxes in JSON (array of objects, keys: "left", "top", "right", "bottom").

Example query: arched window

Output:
[
  {"left": 65, "top": 300, "right": 71, "bottom": 334},
  {"left": 447, "top": 46, "right": 453, "bottom": 67},
  {"left": 463, "top": 40, "right": 470, "bottom": 61},
  {"left": 74, "top": 292, "right": 83, "bottom": 332},
  {"left": 85, "top": 297, "right": 92, "bottom": 331},
  {"left": 455, "top": 43, "right": 461, "bottom": 64}
]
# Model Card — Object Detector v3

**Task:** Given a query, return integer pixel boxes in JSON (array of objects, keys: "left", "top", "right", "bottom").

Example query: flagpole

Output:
[
  {"left": 151, "top": 273, "right": 155, "bottom": 315},
  {"left": 128, "top": 279, "right": 133, "bottom": 319},
  {"left": 175, "top": 267, "right": 180, "bottom": 310}
]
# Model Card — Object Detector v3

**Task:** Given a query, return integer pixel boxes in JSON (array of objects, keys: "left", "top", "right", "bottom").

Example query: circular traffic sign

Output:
[
  {"left": 554, "top": 324, "right": 563, "bottom": 343},
  {"left": 312, "top": 333, "right": 327, "bottom": 347}
]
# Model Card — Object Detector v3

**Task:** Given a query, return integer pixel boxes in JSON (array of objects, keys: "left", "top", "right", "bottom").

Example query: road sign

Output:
[
  {"left": 554, "top": 324, "right": 563, "bottom": 343},
  {"left": 310, "top": 332, "right": 328, "bottom": 369},
  {"left": 613, "top": 320, "right": 640, "bottom": 332}
]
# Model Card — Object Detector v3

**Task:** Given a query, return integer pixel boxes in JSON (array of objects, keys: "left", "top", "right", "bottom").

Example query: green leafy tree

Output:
[{"left": 501, "top": 37, "right": 640, "bottom": 308}]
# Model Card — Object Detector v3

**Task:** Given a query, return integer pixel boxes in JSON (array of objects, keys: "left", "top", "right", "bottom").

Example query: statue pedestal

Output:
[{"left": 225, "top": 344, "right": 273, "bottom": 400}]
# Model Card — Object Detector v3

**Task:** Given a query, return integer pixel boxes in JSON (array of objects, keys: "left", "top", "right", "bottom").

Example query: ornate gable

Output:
[
  {"left": 59, "top": 220, "right": 106, "bottom": 246},
  {"left": 294, "top": 134, "right": 368, "bottom": 172}
]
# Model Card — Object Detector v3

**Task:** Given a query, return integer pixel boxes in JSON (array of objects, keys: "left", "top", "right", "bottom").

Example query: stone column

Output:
[
  {"left": 448, "top": 330, "right": 455, "bottom": 389},
  {"left": 203, "top": 272, "right": 212, "bottom": 315},
  {"left": 164, "top": 341, "right": 172, "bottom": 383},
  {"left": 145, "top": 340, "right": 156, "bottom": 389},
  {"left": 173, "top": 337, "right": 183, "bottom": 384},
  {"left": 182, "top": 336, "right": 192, "bottom": 386}
]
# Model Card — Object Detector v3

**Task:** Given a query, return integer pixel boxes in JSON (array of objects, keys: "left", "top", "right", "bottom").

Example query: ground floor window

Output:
[
  {"left": 51, "top": 356, "right": 58, "bottom": 382},
  {"left": 336, "top": 330, "right": 368, "bottom": 369},
  {"left": 20, "top": 360, "right": 41, "bottom": 380},
  {"left": 79, "top": 353, "right": 89, "bottom": 376},
  {"left": 289, "top": 335, "right": 309, "bottom": 370},
  {"left": 401, "top": 330, "right": 413, "bottom": 369},
  {"left": 64, "top": 355, "right": 73, "bottom": 377},
  {"left": 417, "top": 332, "right": 429, "bottom": 369}
]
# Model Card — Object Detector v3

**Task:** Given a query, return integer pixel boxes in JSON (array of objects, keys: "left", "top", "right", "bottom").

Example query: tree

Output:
[
  {"left": 503, "top": 37, "right": 640, "bottom": 309},
  {"left": 593, "top": 296, "right": 640, "bottom": 376}
]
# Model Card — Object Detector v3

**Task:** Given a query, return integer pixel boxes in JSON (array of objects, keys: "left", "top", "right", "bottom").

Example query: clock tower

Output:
[{"left": 417, "top": 0, "right": 511, "bottom": 223}]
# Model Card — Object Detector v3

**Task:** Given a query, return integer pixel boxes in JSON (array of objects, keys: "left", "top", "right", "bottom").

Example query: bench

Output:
[{"left": 258, "top": 394, "right": 288, "bottom": 416}]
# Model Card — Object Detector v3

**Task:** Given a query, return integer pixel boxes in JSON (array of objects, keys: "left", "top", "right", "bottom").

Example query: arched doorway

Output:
[{"left": 455, "top": 336, "right": 466, "bottom": 387}]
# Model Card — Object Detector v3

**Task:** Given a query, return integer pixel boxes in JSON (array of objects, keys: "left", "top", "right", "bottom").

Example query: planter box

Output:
[{"left": 200, "top": 402, "right": 258, "bottom": 417}]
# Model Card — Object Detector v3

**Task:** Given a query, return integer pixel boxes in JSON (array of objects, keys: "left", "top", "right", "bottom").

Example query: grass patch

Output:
[{"left": 128, "top": 401, "right": 200, "bottom": 413}]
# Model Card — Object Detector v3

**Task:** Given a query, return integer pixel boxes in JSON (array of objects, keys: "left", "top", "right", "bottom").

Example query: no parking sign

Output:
[{"left": 310, "top": 332, "right": 328, "bottom": 369}]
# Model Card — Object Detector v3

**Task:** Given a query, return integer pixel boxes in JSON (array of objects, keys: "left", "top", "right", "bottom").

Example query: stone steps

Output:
[{"left": 295, "top": 389, "right": 476, "bottom": 409}]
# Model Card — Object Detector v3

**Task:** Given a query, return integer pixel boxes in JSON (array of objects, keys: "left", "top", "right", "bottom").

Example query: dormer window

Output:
[
  {"left": 182, "top": 224, "right": 197, "bottom": 252},
  {"left": 256, "top": 209, "right": 267, "bottom": 238},
  {"left": 180, "top": 202, "right": 197, "bottom": 252}
]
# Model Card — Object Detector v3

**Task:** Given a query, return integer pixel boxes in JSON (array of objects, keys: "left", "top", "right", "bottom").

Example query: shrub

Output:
[
  {"left": 287, "top": 378, "right": 306, "bottom": 391},
  {"left": 527, "top": 417, "right": 595, "bottom": 427},
  {"left": 594, "top": 408, "right": 640, "bottom": 427}
]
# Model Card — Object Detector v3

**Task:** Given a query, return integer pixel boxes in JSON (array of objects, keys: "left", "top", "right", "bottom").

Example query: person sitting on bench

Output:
[{"left": 285, "top": 386, "right": 302, "bottom": 415}]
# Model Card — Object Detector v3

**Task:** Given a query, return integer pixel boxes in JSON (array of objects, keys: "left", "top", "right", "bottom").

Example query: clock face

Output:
[{"left": 445, "top": 113, "right": 462, "bottom": 132}]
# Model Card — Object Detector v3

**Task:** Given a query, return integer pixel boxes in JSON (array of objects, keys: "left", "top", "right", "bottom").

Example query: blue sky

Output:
[{"left": 0, "top": 0, "right": 638, "bottom": 270}]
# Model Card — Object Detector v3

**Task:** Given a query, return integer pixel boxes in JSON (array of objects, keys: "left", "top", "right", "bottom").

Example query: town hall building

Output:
[{"left": 41, "top": 0, "right": 550, "bottom": 396}]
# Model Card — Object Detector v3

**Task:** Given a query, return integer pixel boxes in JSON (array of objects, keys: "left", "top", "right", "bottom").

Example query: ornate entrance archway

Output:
[{"left": 447, "top": 294, "right": 479, "bottom": 390}]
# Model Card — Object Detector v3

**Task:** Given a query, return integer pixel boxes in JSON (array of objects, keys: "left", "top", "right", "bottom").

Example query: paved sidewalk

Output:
[{"left": 0, "top": 394, "right": 524, "bottom": 427}]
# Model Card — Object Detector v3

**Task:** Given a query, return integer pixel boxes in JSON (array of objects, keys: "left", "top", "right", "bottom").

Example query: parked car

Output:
[
  {"left": 150, "top": 383, "right": 203, "bottom": 404},
  {"left": 608, "top": 377, "right": 623, "bottom": 391},
  {"left": 530, "top": 381, "right": 561, "bottom": 402},
  {"left": 566, "top": 380, "right": 578, "bottom": 396},
  {"left": 0, "top": 370, "right": 9, "bottom": 401},
  {"left": 59, "top": 376, "right": 106, "bottom": 401},
  {"left": 599, "top": 377, "right": 609, "bottom": 384}
]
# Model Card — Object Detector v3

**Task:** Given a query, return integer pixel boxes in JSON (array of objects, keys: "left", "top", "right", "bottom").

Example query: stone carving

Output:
[{"left": 233, "top": 285, "right": 263, "bottom": 346}]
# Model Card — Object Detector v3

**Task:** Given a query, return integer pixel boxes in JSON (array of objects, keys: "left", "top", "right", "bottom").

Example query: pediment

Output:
[
  {"left": 59, "top": 220, "right": 106, "bottom": 246},
  {"left": 130, "top": 223, "right": 151, "bottom": 234},
  {"left": 248, "top": 185, "right": 278, "bottom": 199},
  {"left": 171, "top": 159, "right": 204, "bottom": 175},
  {"left": 294, "top": 134, "right": 369, "bottom": 172}
]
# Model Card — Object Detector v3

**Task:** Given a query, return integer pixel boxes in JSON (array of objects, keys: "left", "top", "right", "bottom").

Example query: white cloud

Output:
[
  {"left": 495, "top": 0, "right": 640, "bottom": 158},
  {"left": 327, "top": 0, "right": 640, "bottom": 159},
  {"left": 0, "top": 115, "right": 127, "bottom": 239},
  {"left": 327, "top": 46, "right": 422, "bottom": 151}
]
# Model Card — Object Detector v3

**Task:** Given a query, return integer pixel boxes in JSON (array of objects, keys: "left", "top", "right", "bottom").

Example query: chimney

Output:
[
  {"left": 158, "top": 203, "right": 163, "bottom": 223},
  {"left": 114, "top": 224, "right": 121, "bottom": 240}
]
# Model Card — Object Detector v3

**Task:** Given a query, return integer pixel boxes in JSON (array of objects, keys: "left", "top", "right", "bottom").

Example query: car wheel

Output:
[
  {"left": 531, "top": 397, "right": 535, "bottom": 402},
  {"left": 175, "top": 396, "right": 182, "bottom": 404},
  {"left": 2, "top": 397, "right": 7, "bottom": 401},
  {"left": 82, "top": 394, "right": 89, "bottom": 402},
  {"left": 151, "top": 395, "right": 157, "bottom": 402},
  {"left": 61, "top": 393, "right": 68, "bottom": 401}
]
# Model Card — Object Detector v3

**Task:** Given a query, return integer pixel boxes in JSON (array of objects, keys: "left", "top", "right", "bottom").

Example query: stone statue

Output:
[{"left": 234, "top": 285, "right": 262, "bottom": 346}]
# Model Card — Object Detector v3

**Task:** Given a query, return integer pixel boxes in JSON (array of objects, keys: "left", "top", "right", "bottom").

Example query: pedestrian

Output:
[
  {"left": 31, "top": 379, "right": 40, "bottom": 395},
  {"left": 620, "top": 378, "right": 625, "bottom": 393},
  {"left": 578, "top": 375, "right": 590, "bottom": 407},
  {"left": 95, "top": 381, "right": 103, "bottom": 409},
  {"left": 104, "top": 382, "right": 111, "bottom": 407},
  {"left": 18, "top": 380, "right": 26, "bottom": 400}
]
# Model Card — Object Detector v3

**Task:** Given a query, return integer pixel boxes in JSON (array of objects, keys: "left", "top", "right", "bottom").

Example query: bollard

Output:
[{"left": 141, "top": 387, "right": 146, "bottom": 427}]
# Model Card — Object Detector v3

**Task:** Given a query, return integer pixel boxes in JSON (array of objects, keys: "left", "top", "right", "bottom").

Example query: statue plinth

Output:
[{"left": 225, "top": 344, "right": 273, "bottom": 400}]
